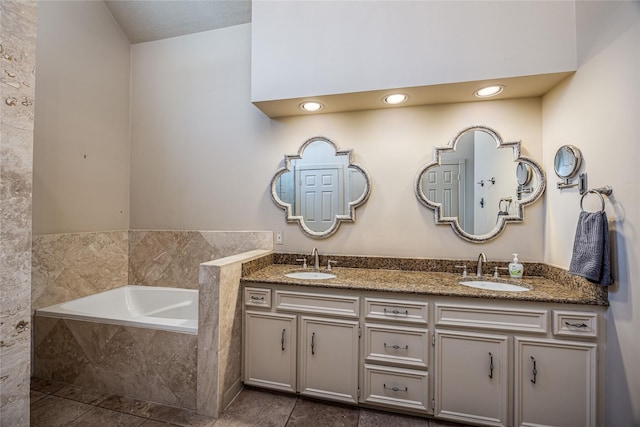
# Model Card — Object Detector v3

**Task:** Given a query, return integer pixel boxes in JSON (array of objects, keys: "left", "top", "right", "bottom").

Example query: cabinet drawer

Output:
[
  {"left": 435, "top": 303, "right": 548, "bottom": 333},
  {"left": 553, "top": 310, "right": 598, "bottom": 338},
  {"left": 244, "top": 287, "right": 271, "bottom": 308},
  {"left": 363, "top": 364, "right": 430, "bottom": 413},
  {"left": 365, "top": 298, "right": 428, "bottom": 325},
  {"left": 275, "top": 291, "right": 359, "bottom": 318},
  {"left": 364, "top": 324, "right": 428, "bottom": 369}
]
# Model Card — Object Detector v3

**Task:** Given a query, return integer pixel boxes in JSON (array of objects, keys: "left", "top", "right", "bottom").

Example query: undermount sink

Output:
[
  {"left": 285, "top": 271, "right": 337, "bottom": 280},
  {"left": 459, "top": 280, "right": 530, "bottom": 292}
]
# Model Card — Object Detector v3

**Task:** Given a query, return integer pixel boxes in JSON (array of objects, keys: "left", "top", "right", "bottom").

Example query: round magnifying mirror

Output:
[
  {"left": 554, "top": 145, "right": 582, "bottom": 179},
  {"left": 516, "top": 162, "right": 532, "bottom": 185}
]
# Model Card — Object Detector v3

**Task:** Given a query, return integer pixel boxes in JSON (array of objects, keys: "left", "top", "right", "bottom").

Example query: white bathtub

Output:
[{"left": 36, "top": 285, "right": 198, "bottom": 334}]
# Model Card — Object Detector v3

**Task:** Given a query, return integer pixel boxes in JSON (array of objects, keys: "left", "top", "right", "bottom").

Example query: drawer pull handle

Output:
[
  {"left": 565, "top": 321, "right": 588, "bottom": 328},
  {"left": 384, "top": 343, "right": 409, "bottom": 350},
  {"left": 489, "top": 352, "right": 494, "bottom": 379},
  {"left": 250, "top": 296, "right": 265, "bottom": 302},
  {"left": 311, "top": 332, "right": 316, "bottom": 355},
  {"left": 383, "top": 384, "right": 408, "bottom": 392},
  {"left": 281, "top": 329, "right": 286, "bottom": 351},
  {"left": 530, "top": 356, "right": 537, "bottom": 384},
  {"left": 384, "top": 308, "right": 409, "bottom": 316}
]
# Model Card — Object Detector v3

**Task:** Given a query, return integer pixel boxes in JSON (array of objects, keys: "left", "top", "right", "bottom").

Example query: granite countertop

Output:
[{"left": 241, "top": 263, "right": 607, "bottom": 306}]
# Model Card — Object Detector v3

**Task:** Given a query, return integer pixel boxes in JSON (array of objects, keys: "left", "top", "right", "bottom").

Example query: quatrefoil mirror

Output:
[
  {"left": 271, "top": 136, "right": 371, "bottom": 238},
  {"left": 415, "top": 125, "right": 546, "bottom": 243}
]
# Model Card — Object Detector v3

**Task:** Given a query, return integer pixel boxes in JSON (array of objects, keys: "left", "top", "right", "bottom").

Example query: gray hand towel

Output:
[{"left": 569, "top": 211, "right": 613, "bottom": 285}]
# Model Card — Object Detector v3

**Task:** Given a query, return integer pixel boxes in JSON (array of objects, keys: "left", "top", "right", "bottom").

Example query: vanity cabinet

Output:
[
  {"left": 299, "top": 316, "right": 359, "bottom": 403},
  {"left": 243, "top": 287, "right": 360, "bottom": 404},
  {"left": 514, "top": 338, "right": 597, "bottom": 427},
  {"left": 433, "top": 302, "right": 602, "bottom": 427},
  {"left": 244, "top": 311, "right": 297, "bottom": 393},
  {"left": 434, "top": 330, "right": 509, "bottom": 426},
  {"left": 362, "top": 297, "right": 431, "bottom": 414},
  {"left": 242, "top": 283, "right": 605, "bottom": 426}
]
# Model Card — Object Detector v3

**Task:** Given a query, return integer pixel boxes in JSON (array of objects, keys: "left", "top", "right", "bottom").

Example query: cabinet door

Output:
[
  {"left": 244, "top": 311, "right": 297, "bottom": 393},
  {"left": 299, "top": 316, "right": 359, "bottom": 404},
  {"left": 435, "top": 329, "right": 509, "bottom": 426},
  {"left": 515, "top": 338, "right": 597, "bottom": 427}
]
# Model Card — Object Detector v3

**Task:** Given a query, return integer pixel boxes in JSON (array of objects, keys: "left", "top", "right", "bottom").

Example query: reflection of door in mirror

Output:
[
  {"left": 284, "top": 140, "right": 351, "bottom": 233},
  {"left": 295, "top": 165, "right": 343, "bottom": 232},
  {"left": 423, "top": 161, "right": 467, "bottom": 229}
]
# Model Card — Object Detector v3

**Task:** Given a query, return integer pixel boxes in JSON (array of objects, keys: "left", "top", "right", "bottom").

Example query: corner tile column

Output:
[
  {"left": 197, "top": 249, "right": 272, "bottom": 417},
  {"left": 0, "top": 1, "right": 37, "bottom": 425}
]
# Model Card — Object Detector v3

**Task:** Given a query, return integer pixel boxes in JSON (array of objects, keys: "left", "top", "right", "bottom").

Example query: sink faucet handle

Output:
[
  {"left": 494, "top": 266, "right": 509, "bottom": 278},
  {"left": 296, "top": 258, "right": 308, "bottom": 269},
  {"left": 455, "top": 265, "right": 468, "bottom": 278},
  {"left": 327, "top": 260, "right": 338, "bottom": 271}
]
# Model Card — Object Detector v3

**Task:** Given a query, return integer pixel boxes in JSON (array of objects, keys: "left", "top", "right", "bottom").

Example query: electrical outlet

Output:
[{"left": 275, "top": 231, "right": 284, "bottom": 245}]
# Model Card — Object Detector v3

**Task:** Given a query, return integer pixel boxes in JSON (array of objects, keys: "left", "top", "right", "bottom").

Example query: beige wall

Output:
[
  {"left": 542, "top": 2, "right": 640, "bottom": 424},
  {"left": 33, "top": 0, "right": 131, "bottom": 235},
  {"left": 130, "top": 24, "right": 544, "bottom": 262},
  {"left": 251, "top": 1, "right": 576, "bottom": 101}
]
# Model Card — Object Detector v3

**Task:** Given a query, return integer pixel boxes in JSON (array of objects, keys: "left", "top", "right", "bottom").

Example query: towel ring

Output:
[{"left": 580, "top": 190, "right": 605, "bottom": 213}]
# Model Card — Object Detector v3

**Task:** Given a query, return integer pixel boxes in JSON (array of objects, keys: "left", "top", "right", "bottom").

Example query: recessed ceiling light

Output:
[
  {"left": 300, "top": 101, "right": 323, "bottom": 112},
  {"left": 383, "top": 93, "right": 408, "bottom": 105},
  {"left": 475, "top": 85, "right": 505, "bottom": 98}
]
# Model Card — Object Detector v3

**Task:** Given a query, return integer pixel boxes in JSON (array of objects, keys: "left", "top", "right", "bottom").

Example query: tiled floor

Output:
[{"left": 31, "top": 378, "right": 468, "bottom": 426}]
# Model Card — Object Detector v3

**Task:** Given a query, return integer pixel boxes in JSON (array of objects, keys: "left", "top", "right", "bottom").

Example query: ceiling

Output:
[{"left": 104, "top": 0, "right": 252, "bottom": 44}]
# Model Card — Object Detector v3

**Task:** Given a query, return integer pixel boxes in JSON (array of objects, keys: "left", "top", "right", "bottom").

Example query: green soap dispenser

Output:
[{"left": 509, "top": 254, "right": 524, "bottom": 279}]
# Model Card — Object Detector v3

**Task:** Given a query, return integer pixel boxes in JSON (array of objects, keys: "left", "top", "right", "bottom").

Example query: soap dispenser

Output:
[{"left": 509, "top": 254, "right": 524, "bottom": 279}]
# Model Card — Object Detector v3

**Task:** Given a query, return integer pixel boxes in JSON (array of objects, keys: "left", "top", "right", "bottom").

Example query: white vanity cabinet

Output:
[
  {"left": 244, "top": 310, "right": 297, "bottom": 393},
  {"left": 242, "top": 283, "right": 605, "bottom": 426},
  {"left": 362, "top": 297, "right": 431, "bottom": 414},
  {"left": 242, "top": 287, "right": 360, "bottom": 404},
  {"left": 435, "top": 330, "right": 509, "bottom": 426},
  {"left": 514, "top": 338, "right": 597, "bottom": 427},
  {"left": 433, "top": 301, "right": 604, "bottom": 427},
  {"left": 299, "top": 316, "right": 359, "bottom": 403}
]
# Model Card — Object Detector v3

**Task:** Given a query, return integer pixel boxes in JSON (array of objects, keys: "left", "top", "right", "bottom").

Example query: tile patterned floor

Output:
[{"left": 31, "top": 378, "right": 469, "bottom": 426}]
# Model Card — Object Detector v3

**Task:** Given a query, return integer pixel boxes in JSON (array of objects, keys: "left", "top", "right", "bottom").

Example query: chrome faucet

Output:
[
  {"left": 311, "top": 247, "right": 319, "bottom": 270},
  {"left": 476, "top": 252, "right": 487, "bottom": 277}
]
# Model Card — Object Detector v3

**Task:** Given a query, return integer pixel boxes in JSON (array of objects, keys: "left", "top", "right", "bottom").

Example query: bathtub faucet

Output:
[{"left": 311, "top": 247, "right": 319, "bottom": 270}]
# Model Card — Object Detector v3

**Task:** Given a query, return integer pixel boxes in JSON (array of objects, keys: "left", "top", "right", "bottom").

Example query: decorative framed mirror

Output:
[
  {"left": 271, "top": 136, "right": 371, "bottom": 238},
  {"left": 415, "top": 125, "right": 546, "bottom": 243}
]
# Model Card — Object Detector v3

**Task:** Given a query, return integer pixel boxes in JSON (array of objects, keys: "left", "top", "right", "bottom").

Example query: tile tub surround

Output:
[
  {"left": 32, "top": 229, "right": 273, "bottom": 311},
  {"left": 32, "top": 316, "right": 198, "bottom": 410},
  {"left": 32, "top": 231, "right": 129, "bottom": 310},
  {"left": 244, "top": 254, "right": 608, "bottom": 306},
  {"left": 129, "top": 230, "right": 273, "bottom": 290},
  {"left": 1, "top": 1, "right": 38, "bottom": 425},
  {"left": 197, "top": 249, "right": 273, "bottom": 418}
]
